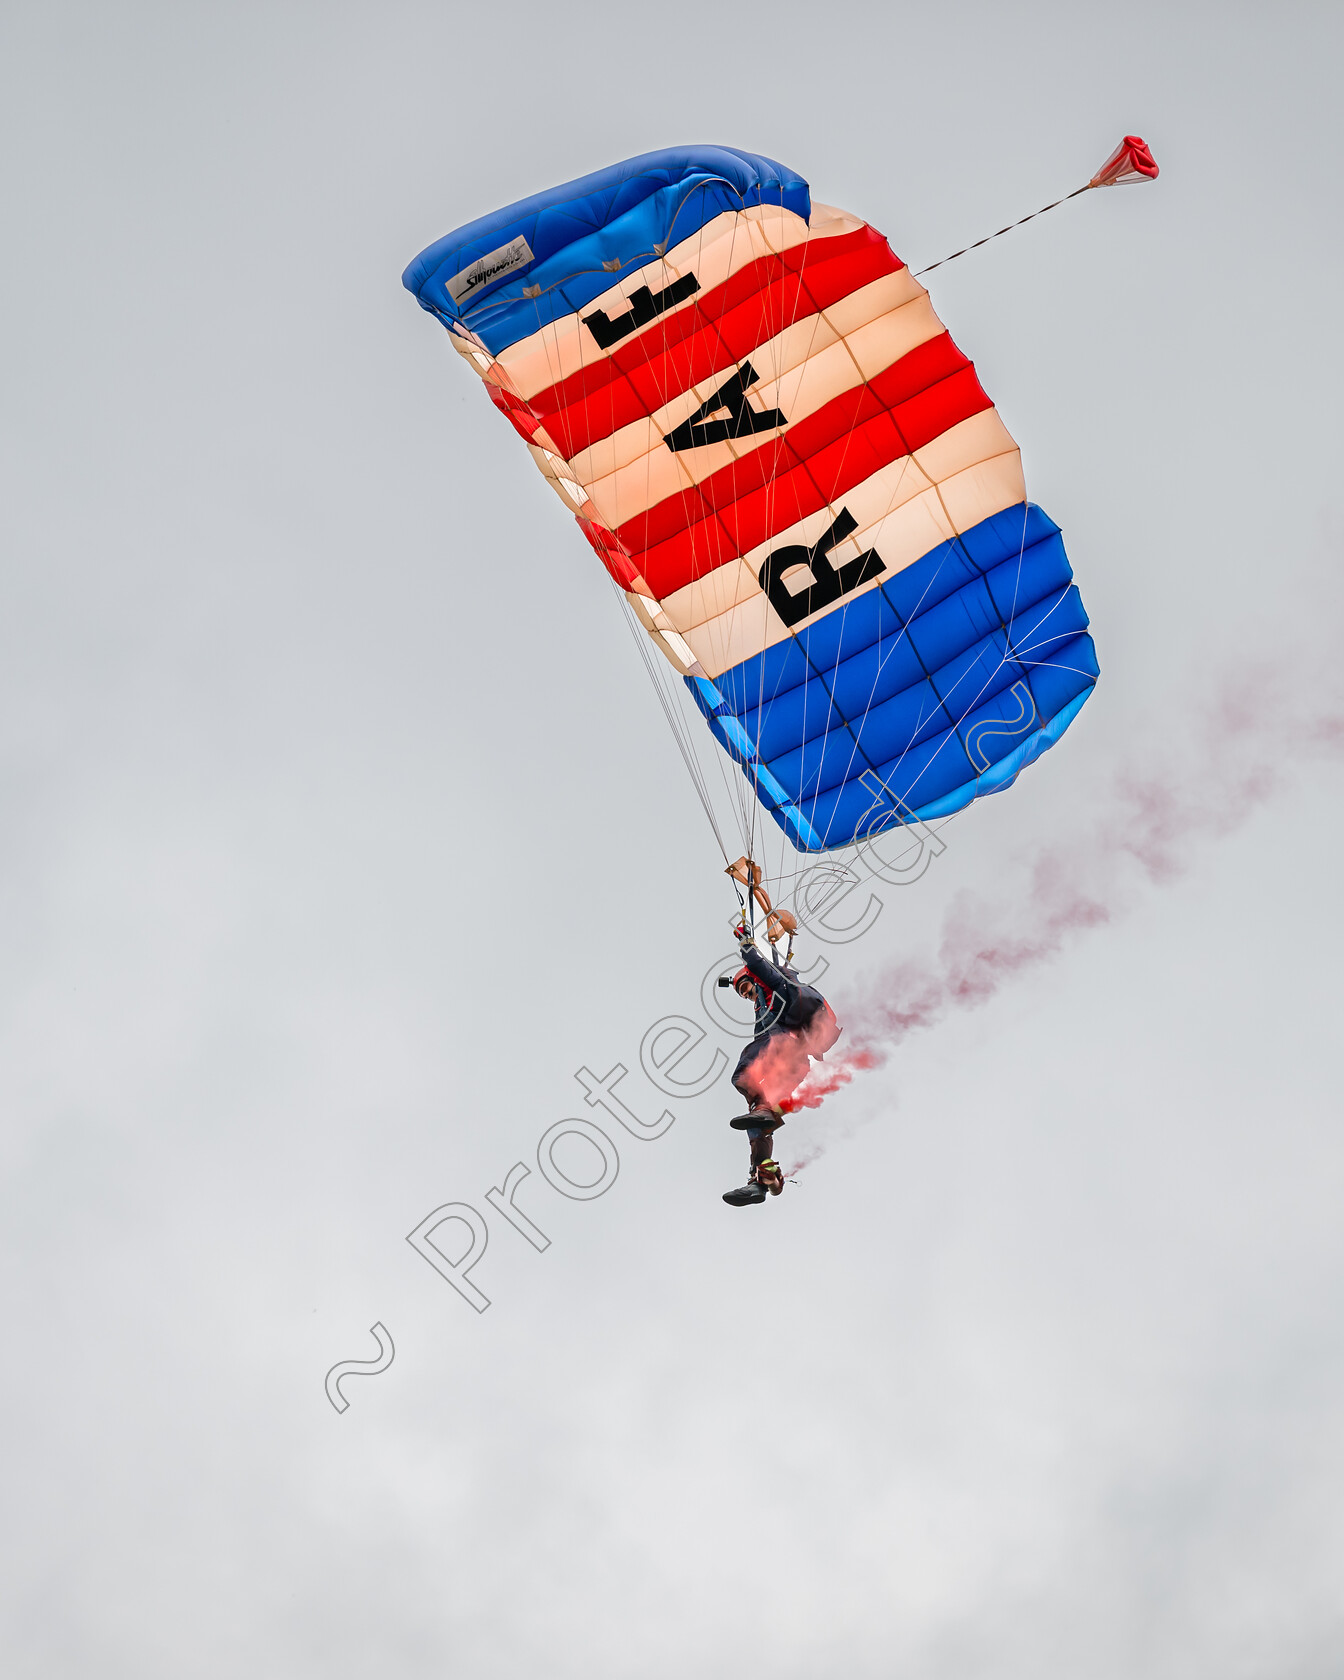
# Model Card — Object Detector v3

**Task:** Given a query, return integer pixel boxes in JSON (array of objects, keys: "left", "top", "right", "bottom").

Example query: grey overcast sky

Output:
[{"left": 3, "top": 3, "right": 1343, "bottom": 1677}]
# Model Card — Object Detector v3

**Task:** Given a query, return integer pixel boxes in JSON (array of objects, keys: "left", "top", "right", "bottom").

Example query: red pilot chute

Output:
[{"left": 1090, "top": 134, "right": 1160, "bottom": 187}]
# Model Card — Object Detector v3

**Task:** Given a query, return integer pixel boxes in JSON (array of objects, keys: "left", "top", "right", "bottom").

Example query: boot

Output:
[
  {"left": 728, "top": 1106, "right": 784, "bottom": 1132},
  {"left": 722, "top": 1168, "right": 767, "bottom": 1207},
  {"left": 756, "top": 1158, "right": 785, "bottom": 1197}
]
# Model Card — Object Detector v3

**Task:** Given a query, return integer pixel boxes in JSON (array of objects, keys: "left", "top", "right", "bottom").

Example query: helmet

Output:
[{"left": 733, "top": 966, "right": 773, "bottom": 1006}]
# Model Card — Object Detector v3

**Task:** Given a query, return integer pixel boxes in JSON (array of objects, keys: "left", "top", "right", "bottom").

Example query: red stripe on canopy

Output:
[
  {"left": 529, "top": 226, "right": 903, "bottom": 459},
  {"left": 620, "top": 348, "right": 993, "bottom": 597}
]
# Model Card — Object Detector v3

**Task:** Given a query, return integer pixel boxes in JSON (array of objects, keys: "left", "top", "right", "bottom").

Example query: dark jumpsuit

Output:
[{"left": 731, "top": 945, "right": 840, "bottom": 1127}]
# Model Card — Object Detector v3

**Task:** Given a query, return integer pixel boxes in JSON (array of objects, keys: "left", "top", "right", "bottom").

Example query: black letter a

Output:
[{"left": 662, "top": 362, "right": 787, "bottom": 452}]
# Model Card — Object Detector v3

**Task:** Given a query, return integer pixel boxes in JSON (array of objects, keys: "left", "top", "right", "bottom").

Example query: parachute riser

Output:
[{"left": 726, "top": 856, "right": 798, "bottom": 960}]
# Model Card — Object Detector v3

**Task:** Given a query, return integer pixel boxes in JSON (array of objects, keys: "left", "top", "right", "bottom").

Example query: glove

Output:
[{"left": 734, "top": 922, "right": 754, "bottom": 948}]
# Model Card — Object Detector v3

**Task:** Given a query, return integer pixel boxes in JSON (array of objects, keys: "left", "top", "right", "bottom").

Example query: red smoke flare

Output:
[{"left": 783, "top": 1046, "right": 883, "bottom": 1112}]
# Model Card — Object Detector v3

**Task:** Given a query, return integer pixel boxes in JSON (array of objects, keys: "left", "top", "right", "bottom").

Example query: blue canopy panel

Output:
[
  {"left": 689, "top": 503, "right": 1098, "bottom": 852},
  {"left": 401, "top": 146, "right": 810, "bottom": 356}
]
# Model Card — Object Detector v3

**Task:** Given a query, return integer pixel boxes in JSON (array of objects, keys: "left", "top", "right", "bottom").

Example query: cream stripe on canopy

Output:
[
  {"left": 632, "top": 411, "right": 1024, "bottom": 678},
  {"left": 567, "top": 272, "right": 938, "bottom": 528},
  {"left": 495, "top": 203, "right": 842, "bottom": 401}
]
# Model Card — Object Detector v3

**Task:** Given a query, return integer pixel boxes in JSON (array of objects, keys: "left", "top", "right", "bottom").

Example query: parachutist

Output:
[{"left": 721, "top": 940, "right": 840, "bottom": 1209}]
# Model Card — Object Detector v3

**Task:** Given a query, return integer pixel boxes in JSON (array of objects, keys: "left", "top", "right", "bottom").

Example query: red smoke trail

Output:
[{"left": 779, "top": 667, "right": 1344, "bottom": 1172}]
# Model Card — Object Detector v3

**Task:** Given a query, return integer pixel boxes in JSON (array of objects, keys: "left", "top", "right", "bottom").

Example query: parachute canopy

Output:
[{"left": 405, "top": 146, "right": 1099, "bottom": 852}]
